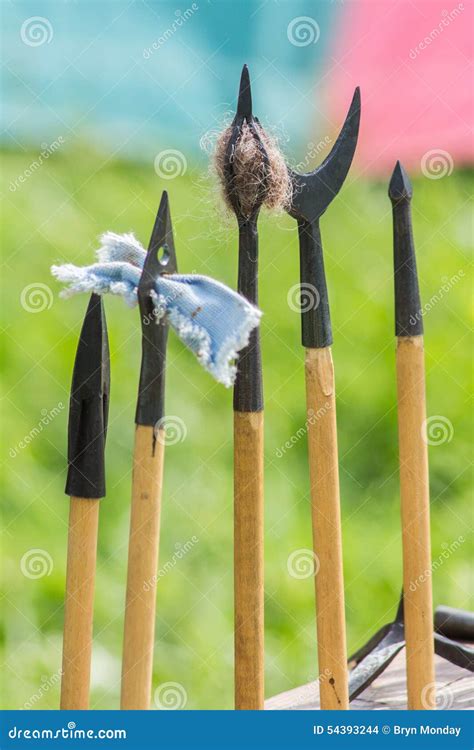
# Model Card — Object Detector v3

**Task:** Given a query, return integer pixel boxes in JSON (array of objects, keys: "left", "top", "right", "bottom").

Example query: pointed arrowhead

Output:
[
  {"left": 390, "top": 166, "right": 423, "bottom": 337},
  {"left": 139, "top": 191, "right": 177, "bottom": 302},
  {"left": 135, "top": 191, "right": 177, "bottom": 427},
  {"left": 236, "top": 63, "right": 252, "bottom": 120},
  {"left": 389, "top": 161, "right": 413, "bottom": 203},
  {"left": 69, "top": 293, "right": 109, "bottom": 402},
  {"left": 66, "top": 294, "right": 110, "bottom": 499},
  {"left": 288, "top": 86, "right": 361, "bottom": 222}
]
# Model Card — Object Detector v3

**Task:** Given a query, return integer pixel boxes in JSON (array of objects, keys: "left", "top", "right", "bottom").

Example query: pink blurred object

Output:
[{"left": 325, "top": 0, "right": 473, "bottom": 175}]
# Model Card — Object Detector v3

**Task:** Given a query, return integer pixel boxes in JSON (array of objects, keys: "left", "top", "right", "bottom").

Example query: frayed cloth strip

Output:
[{"left": 52, "top": 234, "right": 261, "bottom": 387}]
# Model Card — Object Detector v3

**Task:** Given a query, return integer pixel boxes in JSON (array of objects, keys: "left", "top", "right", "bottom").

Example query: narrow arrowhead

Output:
[
  {"left": 236, "top": 64, "right": 252, "bottom": 120},
  {"left": 389, "top": 160, "right": 413, "bottom": 203},
  {"left": 135, "top": 192, "right": 177, "bottom": 427},
  {"left": 66, "top": 294, "right": 110, "bottom": 499},
  {"left": 389, "top": 163, "right": 423, "bottom": 337}
]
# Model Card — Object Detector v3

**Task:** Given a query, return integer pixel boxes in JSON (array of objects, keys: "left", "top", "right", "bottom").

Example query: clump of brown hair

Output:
[{"left": 214, "top": 121, "right": 292, "bottom": 218}]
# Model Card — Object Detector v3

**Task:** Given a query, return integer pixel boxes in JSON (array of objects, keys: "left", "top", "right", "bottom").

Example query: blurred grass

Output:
[{"left": 1, "top": 145, "right": 472, "bottom": 709}]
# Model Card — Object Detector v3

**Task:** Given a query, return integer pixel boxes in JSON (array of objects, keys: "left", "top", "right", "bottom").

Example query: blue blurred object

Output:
[
  {"left": 51, "top": 230, "right": 262, "bottom": 386},
  {"left": 1, "top": 0, "right": 338, "bottom": 162}
]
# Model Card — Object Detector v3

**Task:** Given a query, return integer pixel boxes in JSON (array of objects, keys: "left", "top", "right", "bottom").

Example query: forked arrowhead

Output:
[{"left": 289, "top": 87, "right": 361, "bottom": 223}]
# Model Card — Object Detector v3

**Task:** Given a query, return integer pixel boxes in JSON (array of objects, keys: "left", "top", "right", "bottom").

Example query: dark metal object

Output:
[
  {"left": 65, "top": 293, "right": 110, "bottom": 499},
  {"left": 224, "top": 64, "right": 266, "bottom": 413},
  {"left": 348, "top": 598, "right": 474, "bottom": 701},
  {"left": 435, "top": 605, "right": 474, "bottom": 642},
  {"left": 135, "top": 191, "right": 178, "bottom": 427},
  {"left": 388, "top": 161, "right": 423, "bottom": 337},
  {"left": 287, "top": 88, "right": 361, "bottom": 348},
  {"left": 349, "top": 596, "right": 405, "bottom": 700}
]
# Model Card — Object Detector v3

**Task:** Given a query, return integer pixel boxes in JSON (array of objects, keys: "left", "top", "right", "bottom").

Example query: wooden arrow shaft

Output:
[
  {"left": 121, "top": 425, "right": 164, "bottom": 710},
  {"left": 61, "top": 497, "right": 99, "bottom": 709},
  {"left": 234, "top": 411, "right": 264, "bottom": 709},
  {"left": 396, "top": 335, "right": 435, "bottom": 709},
  {"left": 305, "top": 346, "right": 349, "bottom": 710}
]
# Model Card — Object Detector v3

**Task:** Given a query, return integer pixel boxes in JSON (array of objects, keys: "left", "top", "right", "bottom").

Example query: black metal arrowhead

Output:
[
  {"left": 65, "top": 293, "right": 110, "bottom": 499},
  {"left": 135, "top": 191, "right": 177, "bottom": 427},
  {"left": 236, "top": 63, "right": 252, "bottom": 120},
  {"left": 288, "top": 87, "right": 361, "bottom": 224},
  {"left": 389, "top": 161, "right": 423, "bottom": 337}
]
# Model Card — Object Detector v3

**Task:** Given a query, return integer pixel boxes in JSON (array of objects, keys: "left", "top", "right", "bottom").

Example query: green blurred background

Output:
[
  {"left": 2, "top": 150, "right": 472, "bottom": 709},
  {"left": 1, "top": 0, "right": 472, "bottom": 711}
]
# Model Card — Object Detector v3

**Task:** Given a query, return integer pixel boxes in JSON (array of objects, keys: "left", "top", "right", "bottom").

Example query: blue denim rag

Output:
[{"left": 51, "top": 232, "right": 261, "bottom": 387}]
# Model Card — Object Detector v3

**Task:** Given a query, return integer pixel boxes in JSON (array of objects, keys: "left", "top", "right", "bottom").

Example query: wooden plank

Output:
[{"left": 265, "top": 648, "right": 473, "bottom": 711}]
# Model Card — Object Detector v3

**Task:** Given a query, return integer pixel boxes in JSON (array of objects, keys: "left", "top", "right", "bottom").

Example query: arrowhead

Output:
[
  {"left": 389, "top": 161, "right": 413, "bottom": 203},
  {"left": 288, "top": 86, "right": 361, "bottom": 222},
  {"left": 66, "top": 294, "right": 110, "bottom": 499},
  {"left": 236, "top": 64, "right": 252, "bottom": 120}
]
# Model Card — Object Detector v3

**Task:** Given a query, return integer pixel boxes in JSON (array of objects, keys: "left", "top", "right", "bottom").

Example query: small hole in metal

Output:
[{"left": 156, "top": 244, "right": 170, "bottom": 266}]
